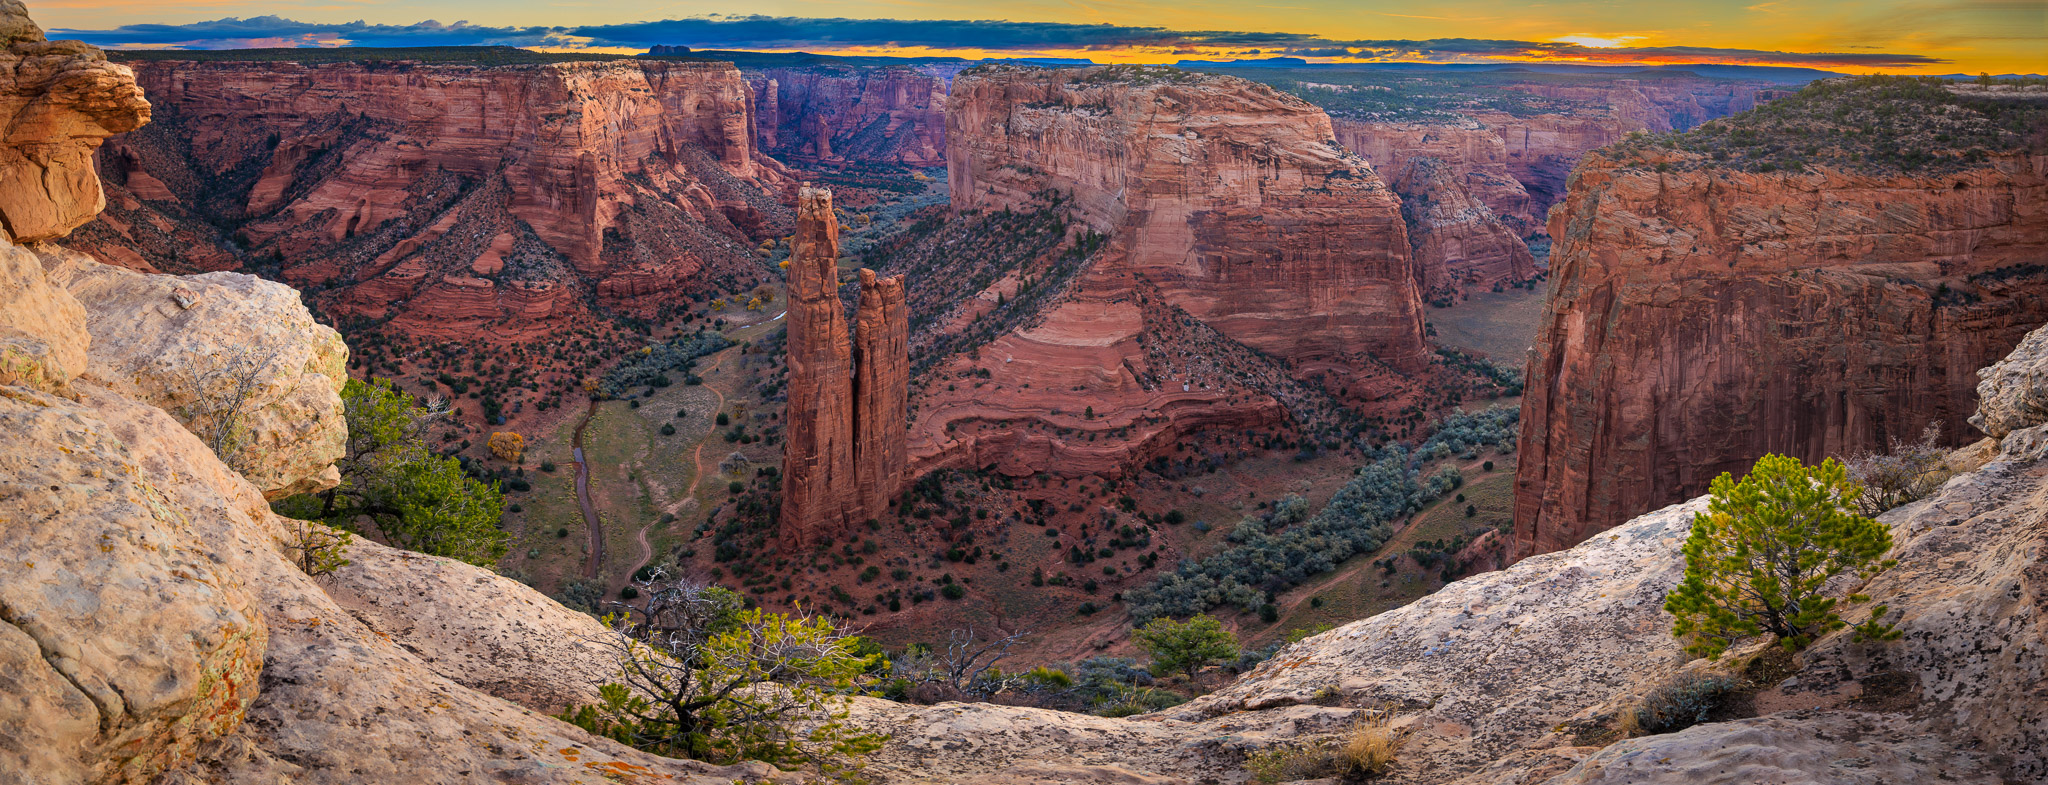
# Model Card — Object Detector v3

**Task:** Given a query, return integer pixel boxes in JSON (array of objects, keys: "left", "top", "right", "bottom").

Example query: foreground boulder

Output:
[{"left": 40, "top": 246, "right": 347, "bottom": 499}]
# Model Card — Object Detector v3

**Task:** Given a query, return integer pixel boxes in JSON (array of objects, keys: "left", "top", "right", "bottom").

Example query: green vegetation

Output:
[
  {"left": 1664, "top": 454, "right": 1899, "bottom": 658},
  {"left": 1126, "top": 407, "right": 1517, "bottom": 622},
  {"left": 1132, "top": 614, "right": 1240, "bottom": 680},
  {"left": 275, "top": 378, "right": 508, "bottom": 566},
  {"left": 559, "top": 577, "right": 886, "bottom": 780},
  {"left": 1609, "top": 76, "right": 2048, "bottom": 174},
  {"left": 598, "top": 331, "right": 735, "bottom": 399},
  {"left": 1618, "top": 672, "right": 1742, "bottom": 737}
]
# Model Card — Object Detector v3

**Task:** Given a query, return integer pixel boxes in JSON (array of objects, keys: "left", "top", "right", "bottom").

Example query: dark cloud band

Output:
[{"left": 50, "top": 14, "right": 1951, "bottom": 67}]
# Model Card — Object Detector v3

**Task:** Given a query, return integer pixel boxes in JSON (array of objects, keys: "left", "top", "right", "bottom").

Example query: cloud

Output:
[{"left": 49, "top": 14, "right": 1952, "bottom": 66}]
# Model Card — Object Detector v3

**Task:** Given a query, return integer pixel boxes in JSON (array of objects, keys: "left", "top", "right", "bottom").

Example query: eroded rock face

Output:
[
  {"left": 947, "top": 66, "right": 1425, "bottom": 374},
  {"left": 1535, "top": 711, "right": 2002, "bottom": 785},
  {"left": 781, "top": 185, "right": 910, "bottom": 546},
  {"left": 752, "top": 67, "right": 948, "bottom": 167},
  {"left": 1513, "top": 149, "right": 2048, "bottom": 560},
  {"left": 0, "top": 239, "right": 86, "bottom": 393},
  {"left": 74, "top": 57, "right": 790, "bottom": 339},
  {"left": 1391, "top": 156, "right": 1537, "bottom": 298},
  {"left": 1334, "top": 118, "right": 1540, "bottom": 237},
  {"left": 0, "top": 384, "right": 265, "bottom": 785},
  {"left": 38, "top": 246, "right": 347, "bottom": 499},
  {"left": 853, "top": 268, "right": 909, "bottom": 517},
  {"left": 0, "top": 0, "right": 149, "bottom": 243}
]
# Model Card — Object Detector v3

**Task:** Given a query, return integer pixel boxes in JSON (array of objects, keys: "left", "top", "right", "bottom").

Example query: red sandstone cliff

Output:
[
  {"left": 781, "top": 185, "right": 908, "bottom": 545},
  {"left": 1513, "top": 145, "right": 2048, "bottom": 561},
  {"left": 1334, "top": 119, "right": 1539, "bottom": 236},
  {"left": 750, "top": 67, "right": 947, "bottom": 167},
  {"left": 1392, "top": 156, "right": 1537, "bottom": 298},
  {"left": 947, "top": 66, "right": 1425, "bottom": 375},
  {"left": 902, "top": 66, "right": 1433, "bottom": 480},
  {"left": 73, "top": 57, "right": 791, "bottom": 340},
  {"left": 853, "top": 268, "right": 909, "bottom": 515}
]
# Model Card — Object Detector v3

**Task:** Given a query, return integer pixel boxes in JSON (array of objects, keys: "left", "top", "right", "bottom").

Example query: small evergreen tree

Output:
[
  {"left": 1133, "top": 614, "right": 1239, "bottom": 680},
  {"left": 1664, "top": 454, "right": 1897, "bottom": 658}
]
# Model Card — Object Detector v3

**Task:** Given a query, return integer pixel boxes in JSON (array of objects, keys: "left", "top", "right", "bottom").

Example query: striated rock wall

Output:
[
  {"left": 751, "top": 67, "right": 947, "bottom": 167},
  {"left": 782, "top": 185, "right": 860, "bottom": 544},
  {"left": 1391, "top": 155, "right": 1537, "bottom": 297},
  {"left": 780, "top": 185, "right": 909, "bottom": 546},
  {"left": 947, "top": 66, "right": 1425, "bottom": 376},
  {"left": 74, "top": 56, "right": 791, "bottom": 340},
  {"left": 1334, "top": 118, "right": 1540, "bottom": 235},
  {"left": 1513, "top": 149, "right": 2048, "bottom": 561},
  {"left": 853, "top": 267, "right": 909, "bottom": 517}
]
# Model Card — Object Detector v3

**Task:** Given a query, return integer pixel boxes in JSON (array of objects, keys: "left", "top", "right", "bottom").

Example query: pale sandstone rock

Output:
[
  {"left": 317, "top": 540, "right": 620, "bottom": 714},
  {"left": 0, "top": 384, "right": 265, "bottom": 785},
  {"left": 70, "top": 383, "right": 792, "bottom": 785},
  {"left": 1971, "top": 323, "right": 2048, "bottom": 439},
  {"left": 38, "top": 246, "right": 346, "bottom": 499},
  {"left": 0, "top": 239, "right": 86, "bottom": 393},
  {"left": 1538, "top": 711, "right": 2000, "bottom": 785}
]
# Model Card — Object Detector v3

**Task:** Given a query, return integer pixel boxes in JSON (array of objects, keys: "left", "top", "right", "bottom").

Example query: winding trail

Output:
[
  {"left": 686, "top": 351, "right": 733, "bottom": 491},
  {"left": 573, "top": 399, "right": 604, "bottom": 580},
  {"left": 621, "top": 348, "right": 736, "bottom": 586}
]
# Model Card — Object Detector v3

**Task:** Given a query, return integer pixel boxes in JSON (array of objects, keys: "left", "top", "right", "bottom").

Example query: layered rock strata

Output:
[
  {"left": 946, "top": 66, "right": 1426, "bottom": 376},
  {"left": 0, "top": 1, "right": 149, "bottom": 243},
  {"left": 1513, "top": 144, "right": 2048, "bottom": 561},
  {"left": 74, "top": 55, "right": 791, "bottom": 338},
  {"left": 781, "top": 185, "right": 908, "bottom": 546},
  {"left": 751, "top": 67, "right": 948, "bottom": 167}
]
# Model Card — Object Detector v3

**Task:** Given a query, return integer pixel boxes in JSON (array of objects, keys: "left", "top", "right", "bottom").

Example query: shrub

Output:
[
  {"left": 717, "top": 412, "right": 731, "bottom": 426},
  {"left": 1845, "top": 422, "right": 1952, "bottom": 515},
  {"left": 1133, "top": 614, "right": 1238, "bottom": 680},
  {"left": 660, "top": 423, "right": 677, "bottom": 436},
  {"left": 1245, "top": 708, "right": 1404, "bottom": 782},
  {"left": 272, "top": 378, "right": 507, "bottom": 567},
  {"left": 1665, "top": 454, "right": 1898, "bottom": 657},
  {"left": 558, "top": 583, "right": 886, "bottom": 780},
  {"left": 487, "top": 431, "right": 524, "bottom": 463},
  {"left": 1618, "top": 672, "right": 1741, "bottom": 736},
  {"left": 940, "top": 583, "right": 967, "bottom": 600}
]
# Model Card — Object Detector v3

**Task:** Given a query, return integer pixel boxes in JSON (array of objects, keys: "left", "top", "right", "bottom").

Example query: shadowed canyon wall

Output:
[
  {"left": 1514, "top": 126, "right": 2048, "bottom": 560},
  {"left": 750, "top": 66, "right": 948, "bottom": 167},
  {"left": 73, "top": 57, "right": 792, "bottom": 340}
]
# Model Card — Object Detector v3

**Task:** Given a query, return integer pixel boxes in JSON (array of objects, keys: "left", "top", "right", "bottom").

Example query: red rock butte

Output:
[{"left": 781, "top": 184, "right": 908, "bottom": 547}]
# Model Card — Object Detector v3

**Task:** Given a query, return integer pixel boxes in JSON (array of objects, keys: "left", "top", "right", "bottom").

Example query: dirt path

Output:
[
  {"left": 687, "top": 351, "right": 733, "bottom": 490},
  {"left": 620, "top": 349, "right": 736, "bottom": 587},
  {"left": 573, "top": 399, "right": 604, "bottom": 580}
]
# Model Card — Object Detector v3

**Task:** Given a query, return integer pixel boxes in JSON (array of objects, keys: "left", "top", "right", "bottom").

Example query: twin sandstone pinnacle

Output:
[{"left": 781, "top": 184, "right": 908, "bottom": 547}]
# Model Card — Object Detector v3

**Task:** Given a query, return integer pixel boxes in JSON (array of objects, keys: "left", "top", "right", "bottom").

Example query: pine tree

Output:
[{"left": 1664, "top": 454, "right": 1897, "bottom": 658}]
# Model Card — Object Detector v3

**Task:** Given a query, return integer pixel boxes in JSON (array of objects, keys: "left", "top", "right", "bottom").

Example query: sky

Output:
[{"left": 32, "top": 0, "right": 2048, "bottom": 75}]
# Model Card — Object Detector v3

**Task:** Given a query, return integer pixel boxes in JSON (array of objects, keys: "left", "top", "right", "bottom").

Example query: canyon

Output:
[
  {"left": 5, "top": 1, "right": 2046, "bottom": 780},
  {"left": 1512, "top": 84, "right": 2048, "bottom": 560},
  {"left": 73, "top": 55, "right": 792, "bottom": 341},
  {"left": 751, "top": 66, "right": 949, "bottom": 168},
  {"left": 781, "top": 184, "right": 909, "bottom": 546},
  {"left": 907, "top": 65, "right": 1433, "bottom": 480}
]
